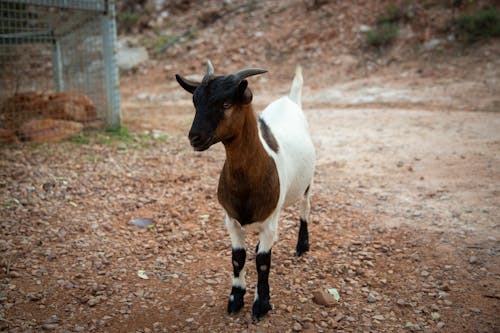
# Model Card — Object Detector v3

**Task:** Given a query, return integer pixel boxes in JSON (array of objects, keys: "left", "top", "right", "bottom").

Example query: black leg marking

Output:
[
  {"left": 228, "top": 286, "right": 246, "bottom": 314},
  {"left": 255, "top": 241, "right": 260, "bottom": 254},
  {"left": 304, "top": 185, "right": 310, "bottom": 196},
  {"left": 296, "top": 218, "right": 309, "bottom": 256},
  {"left": 231, "top": 248, "right": 246, "bottom": 277},
  {"left": 252, "top": 249, "right": 272, "bottom": 319},
  {"left": 228, "top": 248, "right": 246, "bottom": 314}
]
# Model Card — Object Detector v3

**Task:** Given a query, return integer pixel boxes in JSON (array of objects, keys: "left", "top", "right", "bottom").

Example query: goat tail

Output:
[{"left": 289, "top": 65, "right": 303, "bottom": 108}]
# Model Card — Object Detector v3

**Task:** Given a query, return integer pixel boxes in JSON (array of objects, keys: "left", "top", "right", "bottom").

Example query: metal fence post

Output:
[
  {"left": 52, "top": 36, "right": 64, "bottom": 92},
  {"left": 101, "top": 1, "right": 121, "bottom": 128}
]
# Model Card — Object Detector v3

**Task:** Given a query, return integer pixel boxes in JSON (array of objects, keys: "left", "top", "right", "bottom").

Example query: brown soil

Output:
[{"left": 1, "top": 1, "right": 499, "bottom": 332}]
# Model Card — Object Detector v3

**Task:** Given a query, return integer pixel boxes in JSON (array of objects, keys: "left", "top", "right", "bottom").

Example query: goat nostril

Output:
[{"left": 189, "top": 132, "right": 202, "bottom": 144}]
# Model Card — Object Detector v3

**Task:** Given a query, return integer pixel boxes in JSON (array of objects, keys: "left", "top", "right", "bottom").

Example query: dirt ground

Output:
[
  {"left": 1, "top": 55, "right": 499, "bottom": 332},
  {"left": 2, "top": 1, "right": 500, "bottom": 332}
]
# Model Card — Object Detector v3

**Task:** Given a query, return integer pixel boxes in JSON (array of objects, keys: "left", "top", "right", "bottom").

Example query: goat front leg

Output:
[
  {"left": 225, "top": 216, "right": 247, "bottom": 314},
  {"left": 253, "top": 217, "right": 278, "bottom": 319}
]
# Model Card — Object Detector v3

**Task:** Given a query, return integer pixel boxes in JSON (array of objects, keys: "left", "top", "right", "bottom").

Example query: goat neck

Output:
[{"left": 222, "top": 104, "right": 267, "bottom": 169}]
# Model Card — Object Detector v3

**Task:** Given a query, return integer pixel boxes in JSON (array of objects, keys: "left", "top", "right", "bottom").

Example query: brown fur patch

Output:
[
  {"left": 217, "top": 105, "right": 280, "bottom": 225},
  {"left": 259, "top": 118, "right": 279, "bottom": 153}
]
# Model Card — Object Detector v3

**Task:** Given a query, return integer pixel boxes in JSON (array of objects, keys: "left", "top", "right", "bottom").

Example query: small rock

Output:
[
  {"left": 405, "top": 322, "right": 422, "bottom": 331},
  {"left": 87, "top": 297, "right": 100, "bottom": 307},
  {"left": 423, "top": 39, "right": 441, "bottom": 51},
  {"left": 437, "top": 322, "right": 446, "bottom": 329},
  {"left": 359, "top": 25, "right": 371, "bottom": 32},
  {"left": 420, "top": 270, "right": 430, "bottom": 277},
  {"left": 44, "top": 315, "right": 60, "bottom": 324},
  {"left": 468, "top": 256, "right": 479, "bottom": 264},
  {"left": 372, "top": 315, "right": 384, "bottom": 321},
  {"left": 367, "top": 293, "right": 377, "bottom": 303},
  {"left": 293, "top": 322, "right": 303, "bottom": 332},
  {"left": 431, "top": 312, "right": 440, "bottom": 320},
  {"left": 27, "top": 292, "right": 42, "bottom": 301},
  {"left": 469, "top": 307, "right": 481, "bottom": 313},
  {"left": 130, "top": 217, "right": 154, "bottom": 228},
  {"left": 41, "top": 324, "right": 58, "bottom": 330},
  {"left": 312, "top": 290, "right": 337, "bottom": 307}
]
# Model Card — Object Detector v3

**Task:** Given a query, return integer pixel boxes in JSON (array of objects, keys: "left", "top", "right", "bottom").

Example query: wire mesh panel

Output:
[{"left": 0, "top": 0, "right": 121, "bottom": 143}]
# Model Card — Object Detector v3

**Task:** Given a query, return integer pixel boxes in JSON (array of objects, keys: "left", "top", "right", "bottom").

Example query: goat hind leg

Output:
[{"left": 296, "top": 185, "right": 311, "bottom": 256}]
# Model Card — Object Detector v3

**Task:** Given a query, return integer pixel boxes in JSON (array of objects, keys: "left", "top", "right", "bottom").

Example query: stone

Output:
[
  {"left": 367, "top": 293, "right": 377, "bottom": 303},
  {"left": 293, "top": 322, "right": 303, "bottom": 331},
  {"left": 117, "top": 39, "right": 149, "bottom": 70},
  {"left": 423, "top": 39, "right": 441, "bottom": 51},
  {"left": 468, "top": 256, "right": 479, "bottom": 264},
  {"left": 18, "top": 118, "right": 83, "bottom": 143},
  {"left": 0, "top": 128, "right": 18, "bottom": 143},
  {"left": 130, "top": 217, "right": 154, "bottom": 228},
  {"left": 43, "top": 93, "right": 97, "bottom": 122},
  {"left": 359, "top": 25, "right": 371, "bottom": 32},
  {"left": 312, "top": 290, "right": 337, "bottom": 307}
]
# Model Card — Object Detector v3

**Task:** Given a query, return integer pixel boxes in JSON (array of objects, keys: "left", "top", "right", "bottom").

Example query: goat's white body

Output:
[{"left": 259, "top": 96, "right": 315, "bottom": 209}]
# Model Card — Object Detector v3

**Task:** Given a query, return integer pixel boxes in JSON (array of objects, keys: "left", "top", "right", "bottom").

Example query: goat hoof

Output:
[
  {"left": 227, "top": 297, "right": 244, "bottom": 314},
  {"left": 296, "top": 241, "right": 309, "bottom": 257},
  {"left": 227, "top": 288, "right": 245, "bottom": 314},
  {"left": 252, "top": 298, "right": 272, "bottom": 319}
]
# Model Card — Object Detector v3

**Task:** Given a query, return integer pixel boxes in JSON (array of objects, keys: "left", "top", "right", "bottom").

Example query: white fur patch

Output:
[{"left": 232, "top": 269, "right": 246, "bottom": 289}]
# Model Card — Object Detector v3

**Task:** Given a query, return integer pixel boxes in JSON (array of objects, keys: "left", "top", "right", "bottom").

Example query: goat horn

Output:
[
  {"left": 233, "top": 68, "right": 268, "bottom": 81},
  {"left": 206, "top": 60, "right": 215, "bottom": 77},
  {"left": 202, "top": 60, "right": 215, "bottom": 84}
]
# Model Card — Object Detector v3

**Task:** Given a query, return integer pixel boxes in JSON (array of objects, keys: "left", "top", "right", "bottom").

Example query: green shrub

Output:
[
  {"left": 377, "top": 3, "right": 403, "bottom": 24},
  {"left": 456, "top": 6, "right": 500, "bottom": 42},
  {"left": 117, "top": 11, "right": 141, "bottom": 33},
  {"left": 367, "top": 22, "right": 399, "bottom": 47}
]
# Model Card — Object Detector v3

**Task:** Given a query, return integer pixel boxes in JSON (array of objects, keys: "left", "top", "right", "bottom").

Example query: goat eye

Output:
[{"left": 223, "top": 102, "right": 232, "bottom": 109}]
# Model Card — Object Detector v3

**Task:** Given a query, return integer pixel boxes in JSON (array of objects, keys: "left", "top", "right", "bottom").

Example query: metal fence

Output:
[{"left": 0, "top": 0, "right": 121, "bottom": 142}]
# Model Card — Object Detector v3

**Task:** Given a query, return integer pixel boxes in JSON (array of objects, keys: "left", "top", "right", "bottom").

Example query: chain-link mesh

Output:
[{"left": 0, "top": 0, "right": 120, "bottom": 143}]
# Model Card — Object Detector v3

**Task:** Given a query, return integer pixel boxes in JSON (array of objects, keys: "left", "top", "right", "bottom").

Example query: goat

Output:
[{"left": 175, "top": 61, "right": 316, "bottom": 319}]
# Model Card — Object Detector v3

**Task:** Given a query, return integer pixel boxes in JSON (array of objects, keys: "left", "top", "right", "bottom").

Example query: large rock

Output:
[
  {"left": 1, "top": 92, "right": 97, "bottom": 130},
  {"left": 0, "top": 128, "right": 18, "bottom": 144},
  {"left": 43, "top": 92, "right": 97, "bottom": 122},
  {"left": 0, "top": 92, "right": 48, "bottom": 130},
  {"left": 19, "top": 118, "right": 83, "bottom": 143},
  {"left": 117, "top": 39, "right": 149, "bottom": 70}
]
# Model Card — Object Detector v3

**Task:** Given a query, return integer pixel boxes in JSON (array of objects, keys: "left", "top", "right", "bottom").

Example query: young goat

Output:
[{"left": 176, "top": 62, "right": 315, "bottom": 319}]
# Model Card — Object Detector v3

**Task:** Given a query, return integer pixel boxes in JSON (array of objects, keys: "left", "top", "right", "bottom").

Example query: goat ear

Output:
[
  {"left": 175, "top": 74, "right": 199, "bottom": 94},
  {"left": 237, "top": 80, "right": 253, "bottom": 104}
]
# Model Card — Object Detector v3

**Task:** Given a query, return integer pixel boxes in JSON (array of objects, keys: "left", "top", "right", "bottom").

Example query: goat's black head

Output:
[{"left": 176, "top": 61, "right": 267, "bottom": 151}]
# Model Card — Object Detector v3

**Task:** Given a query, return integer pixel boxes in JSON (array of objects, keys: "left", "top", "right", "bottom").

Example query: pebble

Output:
[
  {"left": 468, "top": 256, "right": 479, "bottom": 264},
  {"left": 312, "top": 290, "right": 336, "bottom": 307},
  {"left": 41, "top": 324, "right": 59, "bottom": 330},
  {"left": 293, "top": 322, "right": 303, "bottom": 331},
  {"left": 431, "top": 312, "right": 440, "bottom": 320},
  {"left": 367, "top": 293, "right": 377, "bottom": 303},
  {"left": 437, "top": 322, "right": 446, "bottom": 329},
  {"left": 87, "top": 297, "right": 100, "bottom": 307},
  {"left": 372, "top": 315, "right": 384, "bottom": 321},
  {"left": 469, "top": 307, "right": 481, "bottom": 313}
]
